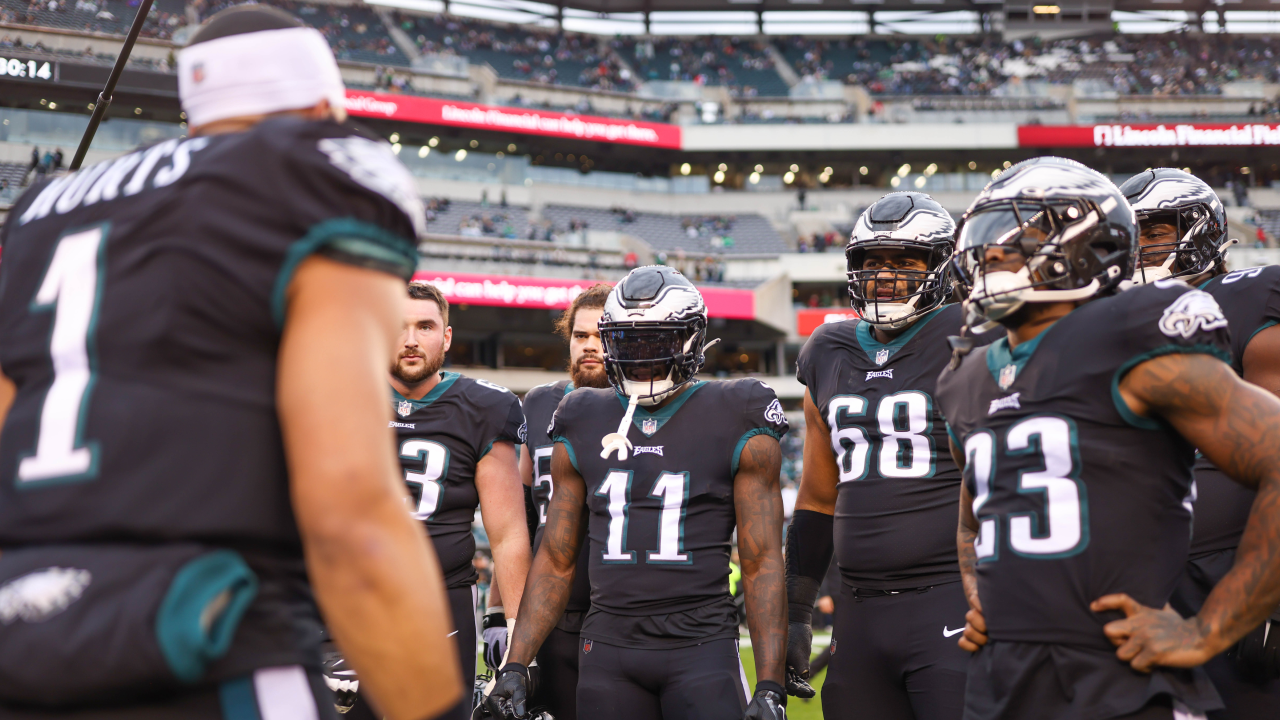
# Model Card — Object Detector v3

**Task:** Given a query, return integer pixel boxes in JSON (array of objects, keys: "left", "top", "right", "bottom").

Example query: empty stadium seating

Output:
[{"left": 622, "top": 36, "right": 789, "bottom": 97}]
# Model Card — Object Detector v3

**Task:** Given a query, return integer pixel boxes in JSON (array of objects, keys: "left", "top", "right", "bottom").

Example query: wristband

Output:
[
  {"left": 499, "top": 662, "right": 529, "bottom": 680},
  {"left": 755, "top": 680, "right": 787, "bottom": 706},
  {"left": 483, "top": 608, "right": 507, "bottom": 630}
]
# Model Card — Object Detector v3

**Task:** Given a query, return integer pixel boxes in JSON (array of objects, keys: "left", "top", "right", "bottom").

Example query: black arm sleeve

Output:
[
  {"left": 523, "top": 484, "right": 539, "bottom": 550},
  {"left": 785, "top": 509, "right": 835, "bottom": 624}
]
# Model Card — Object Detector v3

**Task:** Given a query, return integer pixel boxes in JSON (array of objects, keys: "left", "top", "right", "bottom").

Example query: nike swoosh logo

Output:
[{"left": 943, "top": 626, "right": 964, "bottom": 638}]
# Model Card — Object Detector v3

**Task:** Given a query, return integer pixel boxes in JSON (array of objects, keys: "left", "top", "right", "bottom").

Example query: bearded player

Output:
[
  {"left": 389, "top": 282, "right": 531, "bottom": 720},
  {"left": 789, "top": 192, "right": 990, "bottom": 719},
  {"left": 491, "top": 283, "right": 612, "bottom": 720},
  {"left": 938, "top": 157, "right": 1280, "bottom": 720},
  {"left": 0, "top": 6, "right": 460, "bottom": 718},
  {"left": 487, "top": 266, "right": 790, "bottom": 720},
  {"left": 1122, "top": 168, "right": 1280, "bottom": 717}
]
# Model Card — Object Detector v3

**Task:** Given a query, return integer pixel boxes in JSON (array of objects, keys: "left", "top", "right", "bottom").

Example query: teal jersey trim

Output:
[
  {"left": 218, "top": 675, "right": 260, "bottom": 720},
  {"left": 615, "top": 381, "right": 707, "bottom": 435},
  {"left": 270, "top": 217, "right": 417, "bottom": 328},
  {"left": 731, "top": 427, "right": 782, "bottom": 476},
  {"left": 854, "top": 305, "right": 948, "bottom": 365},
  {"left": 1111, "top": 344, "right": 1234, "bottom": 430},
  {"left": 156, "top": 550, "right": 259, "bottom": 684},
  {"left": 553, "top": 436, "right": 579, "bottom": 473},
  {"left": 392, "top": 371, "right": 460, "bottom": 412},
  {"left": 985, "top": 332, "right": 1048, "bottom": 388},
  {"left": 946, "top": 422, "right": 961, "bottom": 448},
  {"left": 565, "top": 382, "right": 575, "bottom": 394}
]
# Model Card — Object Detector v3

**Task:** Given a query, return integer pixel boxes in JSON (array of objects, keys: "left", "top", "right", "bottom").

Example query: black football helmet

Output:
[
  {"left": 951, "top": 156, "right": 1136, "bottom": 326},
  {"left": 1119, "top": 168, "right": 1230, "bottom": 284},
  {"left": 845, "top": 192, "right": 956, "bottom": 329},
  {"left": 599, "top": 266, "right": 707, "bottom": 407}
]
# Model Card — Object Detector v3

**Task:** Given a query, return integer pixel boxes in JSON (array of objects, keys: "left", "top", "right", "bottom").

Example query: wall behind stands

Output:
[{"left": 682, "top": 123, "right": 1019, "bottom": 152}]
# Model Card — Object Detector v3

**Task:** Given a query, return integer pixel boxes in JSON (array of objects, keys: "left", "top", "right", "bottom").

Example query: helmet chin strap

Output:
[
  {"left": 967, "top": 267, "right": 1103, "bottom": 323},
  {"left": 865, "top": 294, "right": 922, "bottom": 329},
  {"left": 601, "top": 392, "right": 640, "bottom": 460}
]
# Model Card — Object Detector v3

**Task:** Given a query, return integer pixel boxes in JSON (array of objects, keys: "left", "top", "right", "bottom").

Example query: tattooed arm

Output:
[
  {"left": 1097, "top": 352, "right": 1280, "bottom": 671},
  {"left": 952, "top": 441, "right": 987, "bottom": 653},
  {"left": 735, "top": 433, "right": 787, "bottom": 686},
  {"left": 505, "top": 442, "right": 588, "bottom": 666},
  {"left": 0, "top": 366, "right": 12, "bottom": 438}
]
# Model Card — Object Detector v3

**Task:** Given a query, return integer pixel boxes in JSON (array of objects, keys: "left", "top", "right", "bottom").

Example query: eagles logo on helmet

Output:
[
  {"left": 1119, "top": 168, "right": 1233, "bottom": 284},
  {"left": 951, "top": 156, "right": 1137, "bottom": 328},
  {"left": 845, "top": 191, "right": 957, "bottom": 330}
]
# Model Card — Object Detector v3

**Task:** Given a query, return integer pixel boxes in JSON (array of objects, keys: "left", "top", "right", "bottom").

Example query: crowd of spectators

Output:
[
  {"left": 0, "top": 0, "right": 185, "bottom": 40},
  {"left": 680, "top": 215, "right": 740, "bottom": 250},
  {"left": 654, "top": 250, "right": 726, "bottom": 283},
  {"left": 0, "top": 33, "right": 172, "bottom": 69},
  {"left": 797, "top": 231, "right": 841, "bottom": 253},
  {"left": 626, "top": 36, "right": 783, "bottom": 97},
  {"left": 195, "top": 0, "right": 403, "bottom": 64}
]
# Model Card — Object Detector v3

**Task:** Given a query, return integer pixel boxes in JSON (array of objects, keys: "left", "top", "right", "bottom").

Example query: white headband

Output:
[{"left": 178, "top": 26, "right": 345, "bottom": 128}]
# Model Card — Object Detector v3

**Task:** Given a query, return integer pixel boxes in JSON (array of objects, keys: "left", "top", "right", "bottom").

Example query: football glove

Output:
[
  {"left": 784, "top": 621, "right": 816, "bottom": 698},
  {"left": 482, "top": 608, "right": 509, "bottom": 670},
  {"left": 485, "top": 662, "right": 531, "bottom": 720},
  {"left": 321, "top": 646, "right": 359, "bottom": 714},
  {"left": 744, "top": 681, "right": 787, "bottom": 720},
  {"left": 1230, "top": 618, "right": 1280, "bottom": 681}
]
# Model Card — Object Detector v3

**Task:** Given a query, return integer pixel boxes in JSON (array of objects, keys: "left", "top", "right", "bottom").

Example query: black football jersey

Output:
[
  {"left": 392, "top": 372, "right": 525, "bottom": 588},
  {"left": 0, "top": 118, "right": 421, "bottom": 673},
  {"left": 549, "top": 379, "right": 789, "bottom": 648},
  {"left": 936, "top": 281, "right": 1231, "bottom": 649},
  {"left": 523, "top": 380, "right": 592, "bottom": 617},
  {"left": 796, "top": 304, "right": 993, "bottom": 591},
  {"left": 1190, "top": 265, "right": 1280, "bottom": 555}
]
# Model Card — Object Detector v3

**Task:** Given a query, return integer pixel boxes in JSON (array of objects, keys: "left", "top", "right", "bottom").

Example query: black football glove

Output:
[
  {"left": 482, "top": 608, "right": 509, "bottom": 671},
  {"left": 744, "top": 680, "right": 787, "bottom": 720},
  {"left": 484, "top": 663, "right": 531, "bottom": 720},
  {"left": 1230, "top": 618, "right": 1280, "bottom": 681},
  {"left": 321, "top": 647, "right": 359, "bottom": 714},
  {"left": 785, "top": 621, "right": 816, "bottom": 698}
]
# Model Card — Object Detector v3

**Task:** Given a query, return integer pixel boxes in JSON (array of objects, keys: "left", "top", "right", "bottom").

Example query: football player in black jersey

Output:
[
  {"left": 486, "top": 267, "right": 790, "bottom": 720},
  {"left": 389, "top": 282, "right": 531, "bottom": 720},
  {"left": 1122, "top": 168, "right": 1280, "bottom": 717},
  {"left": 789, "top": 192, "right": 988, "bottom": 720},
  {"left": 496, "top": 282, "right": 613, "bottom": 720},
  {"left": 0, "top": 6, "right": 461, "bottom": 719},
  {"left": 938, "top": 156, "right": 1280, "bottom": 720}
]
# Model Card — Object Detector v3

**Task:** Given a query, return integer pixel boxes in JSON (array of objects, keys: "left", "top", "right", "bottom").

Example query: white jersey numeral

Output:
[
  {"left": 597, "top": 470, "right": 636, "bottom": 563},
  {"left": 532, "top": 445, "right": 554, "bottom": 526},
  {"left": 400, "top": 439, "right": 449, "bottom": 520},
  {"left": 18, "top": 226, "right": 105, "bottom": 484},
  {"left": 827, "top": 391, "right": 935, "bottom": 482},
  {"left": 647, "top": 472, "right": 691, "bottom": 563}
]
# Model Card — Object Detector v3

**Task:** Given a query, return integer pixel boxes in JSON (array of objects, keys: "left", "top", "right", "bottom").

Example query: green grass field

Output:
[{"left": 738, "top": 634, "right": 828, "bottom": 720}]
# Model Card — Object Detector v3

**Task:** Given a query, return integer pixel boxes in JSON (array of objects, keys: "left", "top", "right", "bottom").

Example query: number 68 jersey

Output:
[
  {"left": 935, "top": 281, "right": 1232, "bottom": 649},
  {"left": 550, "top": 379, "right": 788, "bottom": 648},
  {"left": 391, "top": 371, "right": 525, "bottom": 588}
]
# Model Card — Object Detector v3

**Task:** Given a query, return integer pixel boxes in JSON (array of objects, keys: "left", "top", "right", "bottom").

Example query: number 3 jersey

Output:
[
  {"left": 550, "top": 379, "right": 789, "bottom": 648},
  {"left": 392, "top": 371, "right": 525, "bottom": 588},
  {"left": 522, "top": 380, "right": 592, "bottom": 627},
  {"left": 1190, "top": 264, "right": 1280, "bottom": 556},
  {"left": 936, "top": 281, "right": 1232, "bottom": 649},
  {"left": 796, "top": 303, "right": 989, "bottom": 591}
]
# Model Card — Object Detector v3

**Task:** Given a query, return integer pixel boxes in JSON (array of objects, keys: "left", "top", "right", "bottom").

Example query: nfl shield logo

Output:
[
  {"left": 641, "top": 417, "right": 658, "bottom": 436},
  {"left": 875, "top": 348, "right": 890, "bottom": 366},
  {"left": 998, "top": 364, "right": 1017, "bottom": 391},
  {"left": 397, "top": 400, "right": 412, "bottom": 417},
  {"left": 582, "top": 639, "right": 593, "bottom": 654}
]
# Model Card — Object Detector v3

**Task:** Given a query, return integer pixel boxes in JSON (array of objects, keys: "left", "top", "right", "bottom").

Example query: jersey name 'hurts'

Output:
[
  {"left": 797, "top": 303, "right": 992, "bottom": 591},
  {"left": 391, "top": 372, "right": 524, "bottom": 588},
  {"left": 550, "top": 379, "right": 788, "bottom": 649}
]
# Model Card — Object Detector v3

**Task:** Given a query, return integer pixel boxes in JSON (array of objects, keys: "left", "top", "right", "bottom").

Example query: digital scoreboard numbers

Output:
[{"left": 0, "top": 57, "right": 56, "bottom": 81}]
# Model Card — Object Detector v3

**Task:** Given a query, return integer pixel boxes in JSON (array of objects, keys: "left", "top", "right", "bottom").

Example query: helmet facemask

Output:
[
  {"left": 601, "top": 319, "right": 706, "bottom": 407},
  {"left": 1132, "top": 208, "right": 1230, "bottom": 284},
  {"left": 846, "top": 243, "right": 950, "bottom": 330}
]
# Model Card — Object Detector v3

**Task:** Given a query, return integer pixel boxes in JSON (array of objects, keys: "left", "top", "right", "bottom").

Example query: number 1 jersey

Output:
[
  {"left": 550, "top": 379, "right": 789, "bottom": 648},
  {"left": 392, "top": 372, "right": 525, "bottom": 588}
]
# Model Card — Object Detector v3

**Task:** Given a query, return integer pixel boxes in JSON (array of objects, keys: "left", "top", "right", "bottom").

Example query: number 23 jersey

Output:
[
  {"left": 550, "top": 379, "right": 788, "bottom": 648},
  {"left": 936, "top": 281, "right": 1232, "bottom": 648},
  {"left": 392, "top": 371, "right": 525, "bottom": 588}
]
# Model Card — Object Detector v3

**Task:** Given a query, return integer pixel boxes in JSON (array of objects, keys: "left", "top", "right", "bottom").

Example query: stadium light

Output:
[
  {"left": 784, "top": 171, "right": 795, "bottom": 184},
  {"left": 914, "top": 176, "right": 926, "bottom": 188},
  {"left": 470, "top": 140, "right": 479, "bottom": 148},
  {"left": 680, "top": 163, "right": 692, "bottom": 176},
  {"left": 429, "top": 137, "right": 440, "bottom": 147},
  {"left": 750, "top": 172, "right": 761, "bottom": 185},
  {"left": 1003, "top": 161, "right": 1012, "bottom": 169},
  {"left": 755, "top": 164, "right": 764, "bottom": 173},
  {"left": 390, "top": 132, "right": 400, "bottom": 143},
  {"left": 859, "top": 166, "right": 869, "bottom": 176},
  {"left": 419, "top": 146, "right": 430, "bottom": 158},
  {"left": 392, "top": 143, "right": 402, "bottom": 155},
  {"left": 789, "top": 164, "right": 799, "bottom": 173},
  {"left": 508, "top": 144, "right": 517, "bottom": 153},
  {"left": 897, "top": 164, "right": 911, "bottom": 178},
  {"left": 968, "top": 161, "right": 977, "bottom": 170},
  {"left": 714, "top": 170, "right": 726, "bottom": 183},
  {"left": 456, "top": 149, "right": 468, "bottom": 161},
  {"left": 890, "top": 176, "right": 901, "bottom": 188},
  {"left": 1033, "top": 5, "right": 1061, "bottom": 13},
  {"left": 719, "top": 163, "right": 728, "bottom": 172},
  {"left": 924, "top": 163, "right": 937, "bottom": 176}
]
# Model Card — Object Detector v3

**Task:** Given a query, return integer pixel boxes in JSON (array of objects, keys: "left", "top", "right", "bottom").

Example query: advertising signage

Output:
[
  {"left": 796, "top": 308, "right": 860, "bottom": 336},
  {"left": 1019, "top": 123, "right": 1280, "bottom": 149},
  {"left": 413, "top": 271, "right": 754, "bottom": 320},
  {"left": 345, "top": 90, "right": 682, "bottom": 149}
]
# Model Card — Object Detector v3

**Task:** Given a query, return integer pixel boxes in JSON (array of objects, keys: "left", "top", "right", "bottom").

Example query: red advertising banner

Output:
[
  {"left": 413, "top": 271, "right": 754, "bottom": 320},
  {"left": 796, "top": 308, "right": 860, "bottom": 336},
  {"left": 1019, "top": 123, "right": 1280, "bottom": 149},
  {"left": 345, "top": 90, "right": 682, "bottom": 149}
]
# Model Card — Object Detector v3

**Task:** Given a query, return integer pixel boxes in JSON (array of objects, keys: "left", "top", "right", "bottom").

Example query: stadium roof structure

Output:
[{"left": 462, "top": 0, "right": 1280, "bottom": 13}]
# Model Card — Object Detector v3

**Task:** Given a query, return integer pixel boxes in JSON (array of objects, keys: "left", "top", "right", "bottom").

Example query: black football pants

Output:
[
  {"left": 821, "top": 580, "right": 969, "bottom": 720},
  {"left": 576, "top": 637, "right": 748, "bottom": 720},
  {"left": 1170, "top": 549, "right": 1280, "bottom": 720},
  {"left": 534, "top": 626, "right": 581, "bottom": 720}
]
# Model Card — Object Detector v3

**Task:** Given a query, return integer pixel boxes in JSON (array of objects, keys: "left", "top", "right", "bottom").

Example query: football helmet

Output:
[
  {"left": 1119, "top": 168, "right": 1230, "bottom": 284},
  {"left": 952, "top": 156, "right": 1136, "bottom": 325},
  {"left": 845, "top": 192, "right": 956, "bottom": 329},
  {"left": 599, "top": 266, "right": 708, "bottom": 407}
]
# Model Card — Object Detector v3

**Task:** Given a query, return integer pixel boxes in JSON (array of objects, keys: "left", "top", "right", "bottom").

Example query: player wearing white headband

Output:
[{"left": 0, "top": 5, "right": 460, "bottom": 719}]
